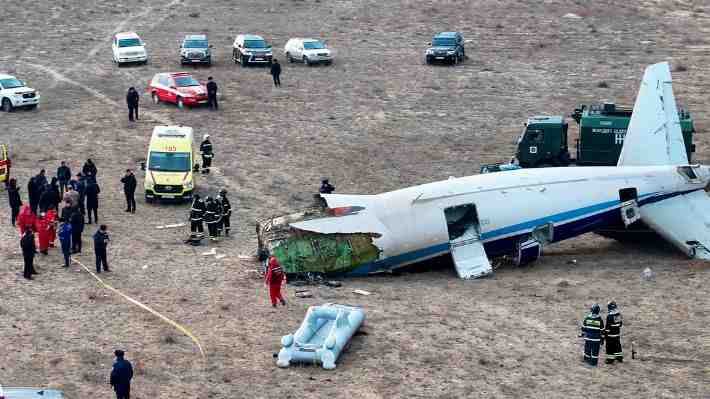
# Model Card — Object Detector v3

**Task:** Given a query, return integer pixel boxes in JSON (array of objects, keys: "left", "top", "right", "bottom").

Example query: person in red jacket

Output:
[
  {"left": 46, "top": 208, "right": 57, "bottom": 248},
  {"left": 36, "top": 212, "right": 52, "bottom": 255},
  {"left": 16, "top": 204, "right": 36, "bottom": 236},
  {"left": 265, "top": 256, "right": 287, "bottom": 307}
]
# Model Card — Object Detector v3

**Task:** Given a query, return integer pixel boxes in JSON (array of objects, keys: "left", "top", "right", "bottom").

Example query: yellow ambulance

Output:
[
  {"left": 0, "top": 144, "right": 10, "bottom": 185},
  {"left": 144, "top": 125, "right": 198, "bottom": 202}
]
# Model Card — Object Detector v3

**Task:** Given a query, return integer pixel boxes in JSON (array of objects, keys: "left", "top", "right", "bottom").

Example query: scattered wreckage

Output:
[{"left": 257, "top": 62, "right": 710, "bottom": 280}]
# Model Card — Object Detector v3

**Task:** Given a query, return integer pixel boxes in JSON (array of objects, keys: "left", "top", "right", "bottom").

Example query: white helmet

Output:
[{"left": 203, "top": 134, "right": 210, "bottom": 140}]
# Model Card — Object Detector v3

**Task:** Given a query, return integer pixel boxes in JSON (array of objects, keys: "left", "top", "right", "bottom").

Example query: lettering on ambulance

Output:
[{"left": 165, "top": 145, "right": 177, "bottom": 152}]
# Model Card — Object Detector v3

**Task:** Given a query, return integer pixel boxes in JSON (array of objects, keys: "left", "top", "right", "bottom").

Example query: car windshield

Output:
[
  {"left": 118, "top": 38, "right": 142, "bottom": 47},
  {"left": 432, "top": 37, "right": 456, "bottom": 47},
  {"left": 303, "top": 41, "right": 326, "bottom": 50},
  {"left": 0, "top": 78, "right": 24, "bottom": 89},
  {"left": 149, "top": 152, "right": 190, "bottom": 172},
  {"left": 244, "top": 40, "right": 267, "bottom": 48},
  {"left": 174, "top": 75, "right": 200, "bottom": 87},
  {"left": 184, "top": 40, "right": 208, "bottom": 48}
]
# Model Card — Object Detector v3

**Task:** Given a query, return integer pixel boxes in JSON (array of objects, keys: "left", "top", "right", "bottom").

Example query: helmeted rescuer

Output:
[
  {"left": 110, "top": 349, "right": 133, "bottom": 399},
  {"left": 581, "top": 303, "right": 605, "bottom": 366},
  {"left": 189, "top": 194, "right": 206, "bottom": 239},
  {"left": 319, "top": 178, "right": 335, "bottom": 194},
  {"left": 604, "top": 301, "right": 623, "bottom": 363},
  {"left": 217, "top": 188, "right": 231, "bottom": 236},
  {"left": 206, "top": 76, "right": 218, "bottom": 110},
  {"left": 20, "top": 228, "right": 37, "bottom": 280},
  {"left": 265, "top": 256, "right": 287, "bottom": 307},
  {"left": 204, "top": 196, "right": 221, "bottom": 240},
  {"left": 200, "top": 134, "right": 214, "bottom": 174}
]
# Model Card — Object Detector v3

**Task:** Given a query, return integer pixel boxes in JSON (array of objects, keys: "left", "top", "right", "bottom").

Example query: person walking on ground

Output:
[
  {"left": 21, "top": 228, "right": 37, "bottom": 280},
  {"left": 265, "top": 256, "right": 287, "bottom": 307},
  {"left": 85, "top": 179, "right": 101, "bottom": 224},
  {"left": 581, "top": 303, "right": 604, "bottom": 367},
  {"left": 120, "top": 169, "right": 137, "bottom": 213},
  {"left": 126, "top": 87, "right": 140, "bottom": 122},
  {"left": 57, "top": 161, "right": 71, "bottom": 193},
  {"left": 93, "top": 224, "right": 110, "bottom": 273},
  {"left": 110, "top": 350, "right": 133, "bottom": 399},
  {"left": 199, "top": 134, "right": 214, "bottom": 174},
  {"left": 8, "top": 178, "right": 22, "bottom": 226},
  {"left": 58, "top": 219, "right": 72, "bottom": 268},
  {"left": 270, "top": 59, "right": 281, "bottom": 87},
  {"left": 217, "top": 188, "right": 231, "bottom": 236},
  {"left": 82, "top": 159, "right": 98, "bottom": 180},
  {"left": 206, "top": 76, "right": 218, "bottom": 110},
  {"left": 188, "top": 194, "right": 206, "bottom": 241},
  {"left": 319, "top": 178, "right": 335, "bottom": 194},
  {"left": 70, "top": 206, "right": 84, "bottom": 254},
  {"left": 604, "top": 301, "right": 624, "bottom": 364}
]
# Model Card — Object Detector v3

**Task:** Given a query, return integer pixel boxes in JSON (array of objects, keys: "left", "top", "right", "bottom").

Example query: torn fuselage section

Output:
[{"left": 256, "top": 203, "right": 383, "bottom": 276}]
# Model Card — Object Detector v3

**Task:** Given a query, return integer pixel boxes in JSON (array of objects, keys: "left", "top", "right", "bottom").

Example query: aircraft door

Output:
[{"left": 444, "top": 203, "right": 492, "bottom": 279}]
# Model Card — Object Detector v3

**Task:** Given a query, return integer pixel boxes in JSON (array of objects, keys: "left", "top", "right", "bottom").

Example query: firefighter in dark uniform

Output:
[
  {"left": 204, "top": 196, "right": 221, "bottom": 241},
  {"left": 581, "top": 304, "right": 604, "bottom": 366},
  {"left": 217, "top": 188, "right": 231, "bottom": 237},
  {"left": 206, "top": 76, "right": 218, "bottom": 110},
  {"left": 200, "top": 134, "right": 214, "bottom": 174},
  {"left": 604, "top": 301, "right": 623, "bottom": 363},
  {"left": 188, "top": 194, "right": 206, "bottom": 244},
  {"left": 319, "top": 179, "right": 335, "bottom": 194}
]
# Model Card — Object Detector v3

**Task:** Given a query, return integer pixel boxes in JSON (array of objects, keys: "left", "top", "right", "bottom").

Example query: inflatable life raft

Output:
[{"left": 277, "top": 303, "right": 365, "bottom": 370}]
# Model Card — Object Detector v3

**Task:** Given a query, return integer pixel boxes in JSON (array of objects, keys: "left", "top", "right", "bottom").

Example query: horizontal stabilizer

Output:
[
  {"left": 617, "top": 62, "right": 688, "bottom": 166},
  {"left": 640, "top": 190, "right": 710, "bottom": 259}
]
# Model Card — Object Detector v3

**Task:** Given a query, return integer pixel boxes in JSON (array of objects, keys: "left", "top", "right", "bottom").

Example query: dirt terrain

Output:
[{"left": 1, "top": 0, "right": 709, "bottom": 398}]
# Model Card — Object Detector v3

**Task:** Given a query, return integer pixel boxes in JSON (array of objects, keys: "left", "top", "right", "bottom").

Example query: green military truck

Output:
[{"left": 513, "top": 102, "right": 695, "bottom": 168}]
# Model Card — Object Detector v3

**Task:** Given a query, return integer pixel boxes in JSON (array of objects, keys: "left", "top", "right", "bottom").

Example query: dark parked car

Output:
[{"left": 425, "top": 32, "right": 465, "bottom": 65}]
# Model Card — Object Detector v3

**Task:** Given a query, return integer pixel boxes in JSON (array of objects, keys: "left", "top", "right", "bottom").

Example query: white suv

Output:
[
  {"left": 112, "top": 32, "right": 148, "bottom": 65},
  {"left": 284, "top": 38, "right": 333, "bottom": 65},
  {"left": 0, "top": 74, "right": 40, "bottom": 112},
  {"left": 232, "top": 34, "right": 273, "bottom": 66}
]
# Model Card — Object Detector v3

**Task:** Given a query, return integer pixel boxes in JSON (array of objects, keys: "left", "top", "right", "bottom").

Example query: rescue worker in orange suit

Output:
[
  {"left": 580, "top": 303, "right": 604, "bottom": 366},
  {"left": 36, "top": 210, "right": 56, "bottom": 255},
  {"left": 265, "top": 256, "right": 287, "bottom": 307},
  {"left": 16, "top": 204, "right": 36, "bottom": 236},
  {"left": 604, "top": 301, "right": 623, "bottom": 363}
]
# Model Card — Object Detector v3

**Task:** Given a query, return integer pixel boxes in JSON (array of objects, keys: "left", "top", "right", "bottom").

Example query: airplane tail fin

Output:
[{"left": 617, "top": 62, "right": 688, "bottom": 167}]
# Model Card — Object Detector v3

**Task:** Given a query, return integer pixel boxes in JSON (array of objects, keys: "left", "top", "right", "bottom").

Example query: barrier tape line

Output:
[{"left": 72, "top": 258, "right": 206, "bottom": 359}]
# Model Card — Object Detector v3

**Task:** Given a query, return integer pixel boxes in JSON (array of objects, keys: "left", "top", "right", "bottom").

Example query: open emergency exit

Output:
[{"left": 444, "top": 204, "right": 492, "bottom": 279}]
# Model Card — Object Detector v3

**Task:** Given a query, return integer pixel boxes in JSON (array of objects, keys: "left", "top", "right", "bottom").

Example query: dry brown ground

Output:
[{"left": 1, "top": 0, "right": 709, "bottom": 398}]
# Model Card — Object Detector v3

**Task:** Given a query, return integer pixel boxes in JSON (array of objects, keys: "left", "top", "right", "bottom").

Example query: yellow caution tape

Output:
[{"left": 73, "top": 258, "right": 206, "bottom": 359}]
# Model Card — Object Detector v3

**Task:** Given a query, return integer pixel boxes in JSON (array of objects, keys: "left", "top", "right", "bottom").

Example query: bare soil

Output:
[{"left": 1, "top": 0, "right": 709, "bottom": 398}]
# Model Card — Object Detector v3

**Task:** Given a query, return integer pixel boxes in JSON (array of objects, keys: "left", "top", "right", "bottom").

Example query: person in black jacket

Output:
[
  {"left": 603, "top": 301, "right": 624, "bottom": 364},
  {"left": 82, "top": 159, "right": 98, "bottom": 179},
  {"left": 21, "top": 229, "right": 37, "bottom": 279},
  {"left": 188, "top": 194, "right": 206, "bottom": 240},
  {"left": 39, "top": 179, "right": 60, "bottom": 213},
  {"left": 319, "top": 179, "right": 335, "bottom": 194},
  {"left": 581, "top": 304, "right": 605, "bottom": 367},
  {"left": 72, "top": 173, "right": 86, "bottom": 216},
  {"left": 199, "top": 134, "right": 213, "bottom": 174},
  {"left": 120, "top": 169, "right": 137, "bottom": 213},
  {"left": 204, "top": 196, "right": 221, "bottom": 241},
  {"left": 93, "top": 224, "right": 110, "bottom": 273},
  {"left": 217, "top": 188, "right": 232, "bottom": 236},
  {"left": 270, "top": 59, "right": 281, "bottom": 87},
  {"left": 57, "top": 161, "right": 71, "bottom": 193},
  {"left": 70, "top": 206, "right": 84, "bottom": 254},
  {"left": 110, "top": 350, "right": 133, "bottom": 399},
  {"left": 85, "top": 179, "right": 101, "bottom": 224},
  {"left": 28, "top": 170, "right": 47, "bottom": 214},
  {"left": 126, "top": 87, "right": 140, "bottom": 122},
  {"left": 206, "top": 77, "right": 218, "bottom": 110},
  {"left": 7, "top": 178, "right": 22, "bottom": 226}
]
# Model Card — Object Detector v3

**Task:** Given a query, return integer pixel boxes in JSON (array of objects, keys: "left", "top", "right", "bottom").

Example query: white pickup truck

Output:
[{"left": 0, "top": 74, "right": 40, "bottom": 112}]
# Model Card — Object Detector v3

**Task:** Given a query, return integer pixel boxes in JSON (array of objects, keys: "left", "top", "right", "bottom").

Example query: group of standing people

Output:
[
  {"left": 187, "top": 189, "right": 231, "bottom": 243},
  {"left": 581, "top": 301, "right": 624, "bottom": 367}
]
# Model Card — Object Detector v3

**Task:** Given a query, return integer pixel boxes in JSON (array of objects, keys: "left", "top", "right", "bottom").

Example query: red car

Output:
[{"left": 148, "top": 72, "right": 208, "bottom": 108}]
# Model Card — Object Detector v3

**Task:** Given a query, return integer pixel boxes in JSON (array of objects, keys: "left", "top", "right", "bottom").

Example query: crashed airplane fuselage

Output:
[{"left": 257, "top": 62, "right": 710, "bottom": 279}]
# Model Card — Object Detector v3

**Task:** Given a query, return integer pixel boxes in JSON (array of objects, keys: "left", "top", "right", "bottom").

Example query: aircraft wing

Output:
[
  {"left": 640, "top": 190, "right": 710, "bottom": 259},
  {"left": 617, "top": 62, "right": 688, "bottom": 166}
]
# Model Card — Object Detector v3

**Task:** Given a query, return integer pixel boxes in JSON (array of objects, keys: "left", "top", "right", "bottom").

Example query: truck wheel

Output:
[
  {"left": 2, "top": 98, "right": 13, "bottom": 112},
  {"left": 241, "top": 55, "right": 247, "bottom": 67},
  {"left": 303, "top": 56, "right": 310, "bottom": 66},
  {"left": 177, "top": 97, "right": 185, "bottom": 109},
  {"left": 152, "top": 92, "right": 160, "bottom": 104}
]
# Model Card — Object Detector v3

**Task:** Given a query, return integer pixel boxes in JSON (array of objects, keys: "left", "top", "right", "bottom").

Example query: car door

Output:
[
  {"left": 296, "top": 40, "right": 304, "bottom": 58},
  {"left": 165, "top": 76, "right": 178, "bottom": 103},
  {"left": 156, "top": 75, "right": 169, "bottom": 102}
]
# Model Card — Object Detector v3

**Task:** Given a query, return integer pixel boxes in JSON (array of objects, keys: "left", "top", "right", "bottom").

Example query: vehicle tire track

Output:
[{"left": 21, "top": 61, "right": 172, "bottom": 125}]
